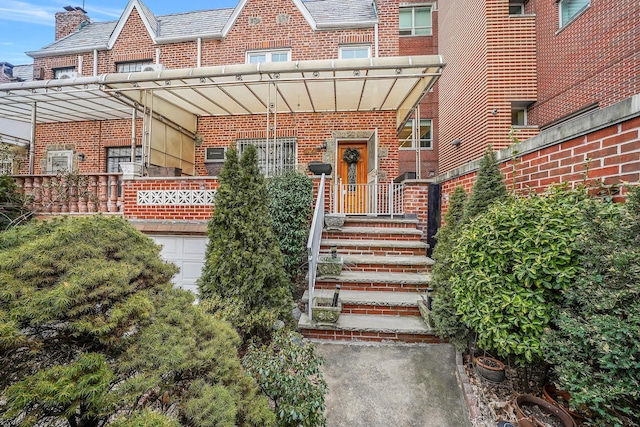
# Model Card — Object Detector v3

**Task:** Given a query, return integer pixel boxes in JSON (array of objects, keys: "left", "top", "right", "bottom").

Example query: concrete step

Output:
[
  {"left": 315, "top": 270, "right": 431, "bottom": 292},
  {"left": 324, "top": 226, "right": 423, "bottom": 242},
  {"left": 298, "top": 313, "right": 440, "bottom": 343},
  {"left": 302, "top": 289, "right": 424, "bottom": 316},
  {"left": 321, "top": 238, "right": 427, "bottom": 256},
  {"left": 342, "top": 216, "right": 420, "bottom": 229},
  {"left": 319, "top": 253, "right": 434, "bottom": 274}
]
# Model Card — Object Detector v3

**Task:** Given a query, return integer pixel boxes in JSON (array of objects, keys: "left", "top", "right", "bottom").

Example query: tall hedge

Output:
[
  {"left": 267, "top": 171, "right": 313, "bottom": 289},
  {"left": 463, "top": 146, "right": 508, "bottom": 221},
  {"left": 451, "top": 189, "right": 589, "bottom": 364},
  {"left": 431, "top": 186, "right": 471, "bottom": 350},
  {"left": 199, "top": 146, "right": 293, "bottom": 342},
  {"left": 543, "top": 186, "right": 640, "bottom": 426}
]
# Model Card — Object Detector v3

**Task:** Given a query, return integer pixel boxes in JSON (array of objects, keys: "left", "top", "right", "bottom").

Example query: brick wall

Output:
[
  {"left": 398, "top": 2, "right": 438, "bottom": 177},
  {"left": 35, "top": 0, "right": 401, "bottom": 78},
  {"left": 122, "top": 178, "right": 219, "bottom": 220},
  {"left": 438, "top": 0, "right": 538, "bottom": 174},
  {"left": 439, "top": 110, "right": 640, "bottom": 221},
  {"left": 529, "top": 0, "right": 640, "bottom": 126}
]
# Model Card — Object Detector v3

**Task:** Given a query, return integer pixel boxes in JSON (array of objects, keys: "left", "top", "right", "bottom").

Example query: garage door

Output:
[{"left": 150, "top": 235, "right": 208, "bottom": 294}]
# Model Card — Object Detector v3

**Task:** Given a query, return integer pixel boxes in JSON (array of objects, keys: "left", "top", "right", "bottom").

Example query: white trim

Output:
[
  {"left": 339, "top": 45, "right": 372, "bottom": 59},
  {"left": 108, "top": 0, "right": 158, "bottom": 49},
  {"left": 245, "top": 49, "right": 291, "bottom": 64}
]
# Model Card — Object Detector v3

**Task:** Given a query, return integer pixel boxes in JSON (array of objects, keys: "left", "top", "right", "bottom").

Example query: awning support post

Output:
[{"left": 29, "top": 103, "right": 36, "bottom": 174}]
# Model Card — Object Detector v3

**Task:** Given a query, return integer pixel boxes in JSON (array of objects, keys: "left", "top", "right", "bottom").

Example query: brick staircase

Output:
[{"left": 298, "top": 216, "right": 441, "bottom": 343}]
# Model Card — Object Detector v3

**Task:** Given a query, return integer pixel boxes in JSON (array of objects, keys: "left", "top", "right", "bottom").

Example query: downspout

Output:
[
  {"left": 155, "top": 48, "right": 160, "bottom": 65},
  {"left": 373, "top": 1, "right": 379, "bottom": 57},
  {"left": 131, "top": 107, "right": 137, "bottom": 162},
  {"left": 28, "top": 103, "right": 36, "bottom": 174},
  {"left": 78, "top": 55, "right": 83, "bottom": 75},
  {"left": 374, "top": 23, "right": 379, "bottom": 57},
  {"left": 197, "top": 38, "right": 202, "bottom": 68},
  {"left": 93, "top": 49, "right": 98, "bottom": 76}
]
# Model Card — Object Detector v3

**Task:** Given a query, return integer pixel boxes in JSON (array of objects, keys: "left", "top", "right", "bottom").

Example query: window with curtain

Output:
[
  {"left": 559, "top": 0, "right": 590, "bottom": 27},
  {"left": 399, "top": 6, "right": 432, "bottom": 36},
  {"left": 237, "top": 138, "right": 297, "bottom": 176}
]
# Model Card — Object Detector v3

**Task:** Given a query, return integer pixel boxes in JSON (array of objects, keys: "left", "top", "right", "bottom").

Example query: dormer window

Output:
[{"left": 399, "top": 6, "right": 432, "bottom": 36}]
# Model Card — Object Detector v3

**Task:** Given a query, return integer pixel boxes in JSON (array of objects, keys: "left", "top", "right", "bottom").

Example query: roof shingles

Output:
[{"left": 28, "top": 0, "right": 377, "bottom": 57}]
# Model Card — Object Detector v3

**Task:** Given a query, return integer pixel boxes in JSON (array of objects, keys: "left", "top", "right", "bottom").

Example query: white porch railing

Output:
[
  {"left": 331, "top": 181, "right": 405, "bottom": 216},
  {"left": 306, "top": 173, "right": 326, "bottom": 320}
]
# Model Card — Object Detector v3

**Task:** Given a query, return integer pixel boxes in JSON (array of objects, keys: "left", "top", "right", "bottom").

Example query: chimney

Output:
[{"left": 55, "top": 7, "right": 89, "bottom": 40}]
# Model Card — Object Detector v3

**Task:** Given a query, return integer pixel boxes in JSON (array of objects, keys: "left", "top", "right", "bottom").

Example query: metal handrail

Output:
[{"left": 306, "top": 173, "right": 326, "bottom": 320}]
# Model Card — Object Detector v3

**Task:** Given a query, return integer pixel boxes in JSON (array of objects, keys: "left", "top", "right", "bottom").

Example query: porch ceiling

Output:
[{"left": 0, "top": 55, "right": 444, "bottom": 135}]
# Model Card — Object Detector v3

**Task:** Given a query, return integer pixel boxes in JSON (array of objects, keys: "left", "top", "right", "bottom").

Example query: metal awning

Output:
[{"left": 0, "top": 55, "right": 444, "bottom": 135}]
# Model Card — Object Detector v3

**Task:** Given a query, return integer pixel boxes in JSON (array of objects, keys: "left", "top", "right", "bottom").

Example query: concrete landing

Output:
[{"left": 315, "top": 342, "right": 472, "bottom": 427}]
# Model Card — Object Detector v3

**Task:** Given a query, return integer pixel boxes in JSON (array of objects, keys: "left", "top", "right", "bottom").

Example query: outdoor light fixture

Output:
[
  {"left": 330, "top": 245, "right": 338, "bottom": 259},
  {"left": 452, "top": 138, "right": 462, "bottom": 146},
  {"left": 77, "top": 153, "right": 86, "bottom": 161}
]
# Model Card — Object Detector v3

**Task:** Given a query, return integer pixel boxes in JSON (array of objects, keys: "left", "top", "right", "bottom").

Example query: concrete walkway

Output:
[{"left": 315, "top": 342, "right": 472, "bottom": 427}]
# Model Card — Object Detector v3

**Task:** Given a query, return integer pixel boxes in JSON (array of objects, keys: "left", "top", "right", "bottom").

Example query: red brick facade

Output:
[
  {"left": 529, "top": 0, "right": 640, "bottom": 126},
  {"left": 440, "top": 113, "right": 640, "bottom": 219},
  {"left": 438, "top": 0, "right": 537, "bottom": 174}
]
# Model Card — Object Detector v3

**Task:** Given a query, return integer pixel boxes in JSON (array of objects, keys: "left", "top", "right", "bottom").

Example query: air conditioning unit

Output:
[
  {"left": 141, "top": 64, "right": 164, "bottom": 72},
  {"left": 205, "top": 147, "right": 227, "bottom": 163},
  {"left": 58, "top": 71, "right": 79, "bottom": 80}
]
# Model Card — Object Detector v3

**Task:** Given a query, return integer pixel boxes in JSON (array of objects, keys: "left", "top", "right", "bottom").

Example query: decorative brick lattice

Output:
[{"left": 137, "top": 189, "right": 216, "bottom": 206}]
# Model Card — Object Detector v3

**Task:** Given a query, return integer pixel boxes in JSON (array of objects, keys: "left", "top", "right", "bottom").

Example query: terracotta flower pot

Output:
[
  {"left": 515, "top": 394, "right": 576, "bottom": 427},
  {"left": 475, "top": 356, "right": 506, "bottom": 383},
  {"left": 542, "top": 383, "right": 588, "bottom": 421}
]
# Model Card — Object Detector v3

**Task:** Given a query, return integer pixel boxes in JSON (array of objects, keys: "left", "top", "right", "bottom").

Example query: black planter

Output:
[{"left": 308, "top": 161, "right": 332, "bottom": 175}]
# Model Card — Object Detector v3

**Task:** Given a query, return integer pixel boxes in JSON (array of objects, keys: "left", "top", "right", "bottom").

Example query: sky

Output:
[{"left": 0, "top": 0, "right": 240, "bottom": 65}]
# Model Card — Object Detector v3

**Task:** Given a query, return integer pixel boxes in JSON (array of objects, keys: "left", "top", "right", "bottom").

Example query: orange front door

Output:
[{"left": 337, "top": 142, "right": 368, "bottom": 213}]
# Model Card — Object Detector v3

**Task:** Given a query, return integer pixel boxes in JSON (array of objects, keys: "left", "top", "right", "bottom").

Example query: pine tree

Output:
[
  {"left": 199, "top": 145, "right": 293, "bottom": 341},
  {"left": 464, "top": 146, "right": 508, "bottom": 221},
  {"left": 431, "top": 186, "right": 471, "bottom": 351},
  {"left": 0, "top": 216, "right": 274, "bottom": 427}
]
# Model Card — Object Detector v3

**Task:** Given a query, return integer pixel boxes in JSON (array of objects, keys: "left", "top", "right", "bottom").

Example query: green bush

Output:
[
  {"left": 0, "top": 216, "right": 274, "bottom": 427},
  {"left": 431, "top": 186, "right": 471, "bottom": 351},
  {"left": 0, "top": 175, "right": 29, "bottom": 230},
  {"left": 199, "top": 146, "right": 294, "bottom": 343},
  {"left": 267, "top": 171, "right": 313, "bottom": 289},
  {"left": 543, "top": 186, "right": 640, "bottom": 426},
  {"left": 451, "top": 188, "right": 589, "bottom": 364},
  {"left": 243, "top": 330, "right": 327, "bottom": 427},
  {"left": 463, "top": 146, "right": 508, "bottom": 222}
]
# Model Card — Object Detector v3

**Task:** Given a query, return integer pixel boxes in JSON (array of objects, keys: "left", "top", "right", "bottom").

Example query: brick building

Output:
[{"left": 436, "top": 0, "right": 639, "bottom": 214}]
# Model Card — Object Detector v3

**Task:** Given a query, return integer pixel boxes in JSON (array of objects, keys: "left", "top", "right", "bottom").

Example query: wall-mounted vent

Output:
[
  {"left": 58, "top": 71, "right": 78, "bottom": 79},
  {"left": 205, "top": 147, "right": 227, "bottom": 163},
  {"left": 141, "top": 64, "right": 164, "bottom": 72}
]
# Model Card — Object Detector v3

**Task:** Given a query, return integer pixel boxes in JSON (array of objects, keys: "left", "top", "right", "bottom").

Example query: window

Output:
[
  {"left": 106, "top": 147, "right": 142, "bottom": 173},
  {"left": 116, "top": 61, "right": 154, "bottom": 73},
  {"left": 511, "top": 108, "right": 527, "bottom": 126},
  {"left": 399, "top": 119, "right": 433, "bottom": 149},
  {"left": 559, "top": 0, "right": 589, "bottom": 27},
  {"left": 0, "top": 158, "right": 13, "bottom": 175},
  {"left": 508, "top": 1, "right": 525, "bottom": 15},
  {"left": 54, "top": 67, "right": 76, "bottom": 79},
  {"left": 237, "top": 138, "right": 297, "bottom": 176},
  {"left": 46, "top": 150, "right": 73, "bottom": 173},
  {"left": 399, "top": 6, "right": 432, "bottom": 36},
  {"left": 339, "top": 45, "right": 371, "bottom": 59},
  {"left": 246, "top": 50, "right": 291, "bottom": 64}
]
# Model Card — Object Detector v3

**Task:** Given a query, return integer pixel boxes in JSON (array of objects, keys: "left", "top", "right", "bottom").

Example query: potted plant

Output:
[
  {"left": 474, "top": 355, "right": 506, "bottom": 383},
  {"left": 317, "top": 255, "right": 343, "bottom": 276},
  {"left": 311, "top": 297, "right": 341, "bottom": 324},
  {"left": 515, "top": 394, "right": 576, "bottom": 427}
]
